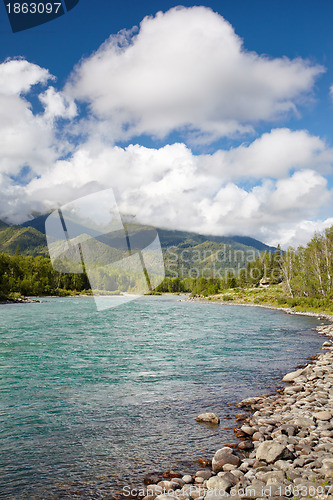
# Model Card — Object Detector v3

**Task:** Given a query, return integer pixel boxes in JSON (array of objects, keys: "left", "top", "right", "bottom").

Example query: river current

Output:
[{"left": 0, "top": 296, "right": 324, "bottom": 499}]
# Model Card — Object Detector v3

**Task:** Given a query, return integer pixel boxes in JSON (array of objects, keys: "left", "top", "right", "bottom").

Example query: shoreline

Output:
[
  {"left": 184, "top": 295, "right": 333, "bottom": 321},
  {"left": 0, "top": 297, "right": 42, "bottom": 304},
  {"left": 131, "top": 301, "right": 333, "bottom": 500}
]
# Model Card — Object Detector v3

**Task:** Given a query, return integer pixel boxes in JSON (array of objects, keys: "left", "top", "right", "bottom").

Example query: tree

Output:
[
  {"left": 226, "top": 271, "right": 237, "bottom": 289},
  {"left": 270, "top": 245, "right": 283, "bottom": 284},
  {"left": 280, "top": 247, "right": 296, "bottom": 297}
]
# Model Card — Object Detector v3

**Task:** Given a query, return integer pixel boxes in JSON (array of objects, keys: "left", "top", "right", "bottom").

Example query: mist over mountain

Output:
[{"left": 0, "top": 215, "right": 276, "bottom": 277}]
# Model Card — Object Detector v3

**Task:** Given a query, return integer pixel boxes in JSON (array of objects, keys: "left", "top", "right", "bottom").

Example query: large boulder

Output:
[
  {"left": 255, "top": 441, "right": 295, "bottom": 464},
  {"left": 238, "top": 440, "right": 254, "bottom": 451},
  {"left": 196, "top": 413, "right": 220, "bottom": 425},
  {"left": 313, "top": 411, "right": 332, "bottom": 421},
  {"left": 195, "top": 470, "right": 212, "bottom": 480},
  {"left": 294, "top": 416, "right": 314, "bottom": 428},
  {"left": 282, "top": 368, "right": 305, "bottom": 382},
  {"left": 237, "top": 396, "right": 263, "bottom": 408},
  {"left": 212, "top": 447, "right": 241, "bottom": 473},
  {"left": 241, "top": 425, "right": 255, "bottom": 436},
  {"left": 206, "top": 475, "right": 234, "bottom": 492}
]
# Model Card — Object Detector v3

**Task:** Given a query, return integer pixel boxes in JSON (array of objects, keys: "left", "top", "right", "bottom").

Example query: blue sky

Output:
[{"left": 1, "top": 0, "right": 333, "bottom": 247}]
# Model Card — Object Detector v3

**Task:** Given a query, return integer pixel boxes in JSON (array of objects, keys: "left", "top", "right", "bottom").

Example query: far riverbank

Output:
[{"left": 185, "top": 293, "right": 333, "bottom": 321}]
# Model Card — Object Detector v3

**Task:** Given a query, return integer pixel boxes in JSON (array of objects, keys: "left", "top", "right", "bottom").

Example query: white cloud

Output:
[
  {"left": 0, "top": 58, "right": 52, "bottom": 95},
  {"left": 271, "top": 170, "right": 330, "bottom": 215},
  {"left": 0, "top": 58, "right": 330, "bottom": 248},
  {"left": 0, "top": 22, "right": 331, "bottom": 250},
  {"left": 1, "top": 137, "right": 332, "bottom": 249},
  {"left": 265, "top": 218, "right": 333, "bottom": 248},
  {"left": 39, "top": 86, "right": 77, "bottom": 121},
  {"left": 0, "top": 94, "right": 56, "bottom": 176},
  {"left": 199, "top": 129, "right": 333, "bottom": 179},
  {"left": 0, "top": 59, "right": 76, "bottom": 177},
  {"left": 188, "top": 171, "right": 331, "bottom": 239},
  {"left": 67, "top": 6, "right": 324, "bottom": 143}
]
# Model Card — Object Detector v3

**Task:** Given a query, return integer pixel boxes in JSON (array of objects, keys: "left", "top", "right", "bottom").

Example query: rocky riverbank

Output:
[
  {"left": 130, "top": 319, "right": 333, "bottom": 500},
  {"left": 0, "top": 297, "right": 42, "bottom": 304}
]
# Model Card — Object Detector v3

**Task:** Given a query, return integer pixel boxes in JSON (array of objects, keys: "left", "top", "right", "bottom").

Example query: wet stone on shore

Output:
[
  {"left": 137, "top": 321, "right": 333, "bottom": 500},
  {"left": 196, "top": 413, "right": 221, "bottom": 425}
]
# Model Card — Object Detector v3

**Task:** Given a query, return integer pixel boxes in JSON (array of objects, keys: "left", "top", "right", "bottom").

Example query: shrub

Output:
[
  {"left": 254, "top": 297, "right": 264, "bottom": 304},
  {"left": 287, "top": 298, "right": 299, "bottom": 308}
]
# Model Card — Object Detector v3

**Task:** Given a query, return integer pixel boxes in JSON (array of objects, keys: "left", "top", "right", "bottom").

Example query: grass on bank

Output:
[{"left": 199, "top": 284, "right": 333, "bottom": 316}]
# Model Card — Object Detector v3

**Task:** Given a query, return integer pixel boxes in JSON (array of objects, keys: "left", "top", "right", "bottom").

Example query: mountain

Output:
[
  {"left": 0, "top": 220, "right": 9, "bottom": 230},
  {"left": 0, "top": 215, "right": 277, "bottom": 277},
  {"left": 21, "top": 213, "right": 50, "bottom": 234},
  {"left": 228, "top": 235, "right": 276, "bottom": 253},
  {"left": 0, "top": 225, "right": 48, "bottom": 256},
  {"left": 155, "top": 228, "right": 275, "bottom": 253},
  {"left": 20, "top": 215, "right": 275, "bottom": 253}
]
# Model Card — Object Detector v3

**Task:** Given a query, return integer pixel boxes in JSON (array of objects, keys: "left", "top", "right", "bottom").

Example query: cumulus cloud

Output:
[
  {"left": 0, "top": 94, "right": 53, "bottom": 176},
  {"left": 262, "top": 217, "right": 333, "bottom": 249},
  {"left": 1, "top": 137, "right": 332, "bottom": 248},
  {"left": 39, "top": 86, "right": 77, "bottom": 121},
  {"left": 188, "top": 171, "right": 331, "bottom": 239},
  {"left": 199, "top": 129, "right": 333, "bottom": 179},
  {"left": 0, "top": 59, "right": 77, "bottom": 177},
  {"left": 67, "top": 6, "right": 324, "bottom": 143},
  {"left": 0, "top": 58, "right": 52, "bottom": 95}
]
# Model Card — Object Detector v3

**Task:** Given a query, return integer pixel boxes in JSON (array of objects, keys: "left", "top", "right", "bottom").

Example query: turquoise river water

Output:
[{"left": 0, "top": 295, "right": 325, "bottom": 499}]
